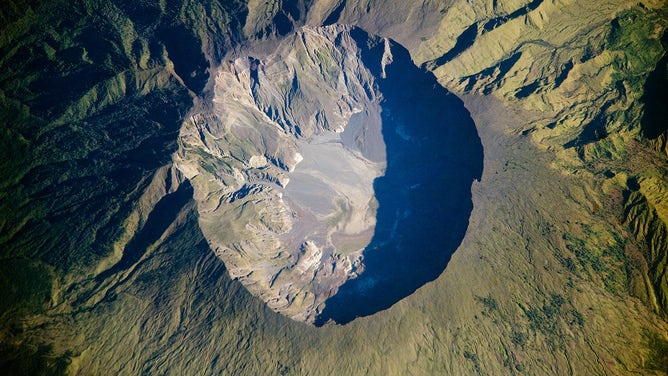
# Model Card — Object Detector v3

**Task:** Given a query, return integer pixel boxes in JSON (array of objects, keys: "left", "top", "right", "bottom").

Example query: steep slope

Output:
[
  {"left": 310, "top": 0, "right": 668, "bottom": 331},
  {"left": 415, "top": 0, "right": 668, "bottom": 323},
  {"left": 0, "top": 0, "right": 247, "bottom": 371},
  {"left": 178, "top": 26, "right": 386, "bottom": 322},
  {"left": 1, "top": 0, "right": 668, "bottom": 375},
  {"left": 176, "top": 25, "right": 482, "bottom": 323}
]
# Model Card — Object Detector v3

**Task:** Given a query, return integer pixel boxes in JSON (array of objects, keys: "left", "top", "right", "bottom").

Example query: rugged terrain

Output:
[
  {"left": 1, "top": 0, "right": 668, "bottom": 374},
  {"left": 176, "top": 26, "right": 387, "bottom": 322},
  {"left": 176, "top": 25, "right": 482, "bottom": 323}
]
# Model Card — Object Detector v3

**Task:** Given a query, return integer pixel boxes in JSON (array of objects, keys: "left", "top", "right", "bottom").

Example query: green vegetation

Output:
[
  {"left": 510, "top": 331, "right": 526, "bottom": 346},
  {"left": 0, "top": 343, "right": 70, "bottom": 376},
  {"left": 1, "top": 0, "right": 667, "bottom": 374},
  {"left": 524, "top": 294, "right": 566, "bottom": 335},
  {"left": 0, "top": 0, "right": 239, "bottom": 372},
  {"left": 0, "top": 259, "right": 51, "bottom": 316},
  {"left": 476, "top": 295, "right": 498, "bottom": 312},
  {"left": 562, "top": 229, "right": 630, "bottom": 294},
  {"left": 607, "top": 7, "right": 664, "bottom": 84},
  {"left": 463, "top": 349, "right": 482, "bottom": 374},
  {"left": 645, "top": 332, "right": 668, "bottom": 373},
  {"left": 522, "top": 293, "right": 585, "bottom": 343}
]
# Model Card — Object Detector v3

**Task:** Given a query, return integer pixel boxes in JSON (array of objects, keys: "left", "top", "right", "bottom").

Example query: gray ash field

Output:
[{"left": 1, "top": 0, "right": 668, "bottom": 374}]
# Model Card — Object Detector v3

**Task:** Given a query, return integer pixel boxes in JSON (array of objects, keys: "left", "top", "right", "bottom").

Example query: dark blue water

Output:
[
  {"left": 314, "top": 32, "right": 484, "bottom": 325},
  {"left": 640, "top": 31, "right": 668, "bottom": 139}
]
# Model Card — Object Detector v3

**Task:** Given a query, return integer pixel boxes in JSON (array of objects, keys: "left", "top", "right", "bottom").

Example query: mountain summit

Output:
[{"left": 176, "top": 25, "right": 482, "bottom": 323}]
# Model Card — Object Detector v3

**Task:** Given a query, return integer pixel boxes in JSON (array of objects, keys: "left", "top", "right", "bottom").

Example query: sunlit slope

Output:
[
  {"left": 415, "top": 0, "right": 668, "bottom": 324},
  {"left": 1, "top": 0, "right": 668, "bottom": 375},
  {"left": 316, "top": 0, "right": 668, "bottom": 324}
]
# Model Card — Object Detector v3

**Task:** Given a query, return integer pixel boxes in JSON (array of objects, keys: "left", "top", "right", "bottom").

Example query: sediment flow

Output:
[{"left": 175, "top": 25, "right": 482, "bottom": 324}]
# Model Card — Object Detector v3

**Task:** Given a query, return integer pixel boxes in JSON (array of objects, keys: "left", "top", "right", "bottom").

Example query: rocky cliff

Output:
[
  {"left": 176, "top": 25, "right": 385, "bottom": 322},
  {"left": 2, "top": 0, "right": 668, "bottom": 374},
  {"left": 175, "top": 25, "right": 482, "bottom": 323}
]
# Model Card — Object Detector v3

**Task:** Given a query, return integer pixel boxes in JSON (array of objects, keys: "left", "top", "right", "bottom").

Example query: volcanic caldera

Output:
[{"left": 175, "top": 25, "right": 483, "bottom": 324}]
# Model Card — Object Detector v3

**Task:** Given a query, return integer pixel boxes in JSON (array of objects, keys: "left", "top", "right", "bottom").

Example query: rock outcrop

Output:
[
  {"left": 176, "top": 25, "right": 389, "bottom": 322},
  {"left": 176, "top": 24, "right": 483, "bottom": 324},
  {"left": 4, "top": 0, "right": 668, "bottom": 374}
]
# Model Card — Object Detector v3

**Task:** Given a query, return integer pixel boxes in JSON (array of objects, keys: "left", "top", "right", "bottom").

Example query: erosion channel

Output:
[{"left": 175, "top": 25, "right": 484, "bottom": 325}]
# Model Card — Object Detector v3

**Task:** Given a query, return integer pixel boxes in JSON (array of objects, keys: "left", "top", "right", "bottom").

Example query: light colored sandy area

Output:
[{"left": 282, "top": 118, "right": 385, "bottom": 256}]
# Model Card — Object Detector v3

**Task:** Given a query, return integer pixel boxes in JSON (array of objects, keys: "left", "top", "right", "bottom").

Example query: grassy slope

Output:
[
  {"left": 1, "top": 0, "right": 668, "bottom": 374},
  {"left": 0, "top": 0, "right": 241, "bottom": 372}
]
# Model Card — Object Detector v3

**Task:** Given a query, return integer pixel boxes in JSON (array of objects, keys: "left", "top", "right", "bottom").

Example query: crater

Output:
[{"left": 174, "top": 25, "right": 483, "bottom": 325}]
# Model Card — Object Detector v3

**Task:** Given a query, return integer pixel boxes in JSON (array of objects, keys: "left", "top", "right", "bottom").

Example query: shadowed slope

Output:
[{"left": 315, "top": 30, "right": 483, "bottom": 325}]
